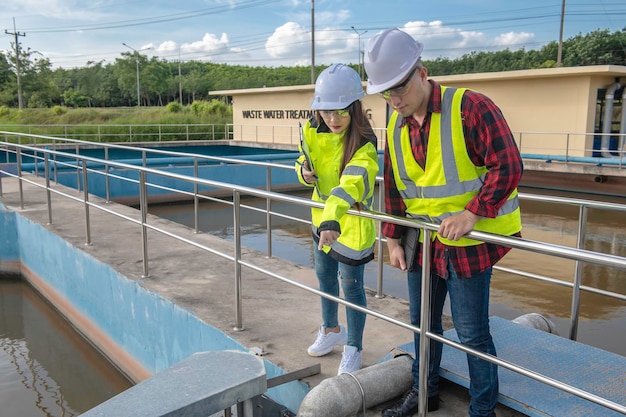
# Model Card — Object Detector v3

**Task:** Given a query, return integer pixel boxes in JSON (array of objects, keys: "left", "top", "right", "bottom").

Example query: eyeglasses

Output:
[
  {"left": 319, "top": 109, "right": 350, "bottom": 119},
  {"left": 379, "top": 66, "right": 419, "bottom": 100}
]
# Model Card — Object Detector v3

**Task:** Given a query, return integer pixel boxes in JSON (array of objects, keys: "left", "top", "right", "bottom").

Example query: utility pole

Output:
[
  {"left": 557, "top": 0, "right": 566, "bottom": 67},
  {"left": 5, "top": 18, "right": 26, "bottom": 109},
  {"left": 311, "top": 0, "right": 315, "bottom": 84},
  {"left": 178, "top": 48, "right": 183, "bottom": 105},
  {"left": 351, "top": 26, "right": 367, "bottom": 79},
  {"left": 122, "top": 42, "right": 151, "bottom": 107}
]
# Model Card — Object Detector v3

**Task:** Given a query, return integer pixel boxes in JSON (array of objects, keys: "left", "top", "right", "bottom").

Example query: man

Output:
[{"left": 363, "top": 28, "right": 523, "bottom": 417}]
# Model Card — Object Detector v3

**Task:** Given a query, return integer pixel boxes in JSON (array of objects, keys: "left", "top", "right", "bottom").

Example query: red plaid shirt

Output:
[{"left": 382, "top": 80, "right": 523, "bottom": 278}]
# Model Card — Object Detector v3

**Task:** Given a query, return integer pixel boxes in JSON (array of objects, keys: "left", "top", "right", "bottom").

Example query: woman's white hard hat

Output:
[
  {"left": 364, "top": 28, "right": 423, "bottom": 94},
  {"left": 311, "top": 63, "right": 365, "bottom": 110}
]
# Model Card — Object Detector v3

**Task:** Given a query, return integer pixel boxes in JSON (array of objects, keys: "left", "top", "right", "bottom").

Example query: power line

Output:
[
  {"left": 20, "top": 2, "right": 625, "bottom": 68},
  {"left": 22, "top": 0, "right": 282, "bottom": 33}
]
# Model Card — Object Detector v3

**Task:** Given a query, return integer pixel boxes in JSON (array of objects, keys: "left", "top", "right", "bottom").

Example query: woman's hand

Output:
[
  {"left": 300, "top": 161, "right": 318, "bottom": 184},
  {"left": 318, "top": 230, "right": 340, "bottom": 250}
]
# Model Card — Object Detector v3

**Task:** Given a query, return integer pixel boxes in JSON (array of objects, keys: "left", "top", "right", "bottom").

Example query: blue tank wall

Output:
[
  {"left": 15, "top": 146, "right": 385, "bottom": 202},
  {"left": 0, "top": 203, "right": 309, "bottom": 412}
]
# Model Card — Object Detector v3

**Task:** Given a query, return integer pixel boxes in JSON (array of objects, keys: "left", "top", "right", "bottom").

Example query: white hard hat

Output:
[
  {"left": 363, "top": 28, "right": 423, "bottom": 94},
  {"left": 311, "top": 63, "right": 365, "bottom": 110}
]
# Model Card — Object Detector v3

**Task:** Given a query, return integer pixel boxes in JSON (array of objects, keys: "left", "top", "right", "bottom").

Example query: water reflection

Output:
[
  {"left": 0, "top": 275, "right": 133, "bottom": 416},
  {"left": 148, "top": 188, "right": 626, "bottom": 356}
]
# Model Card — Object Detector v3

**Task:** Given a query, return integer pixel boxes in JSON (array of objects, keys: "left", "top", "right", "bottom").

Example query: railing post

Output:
[
  {"left": 619, "top": 134, "right": 625, "bottom": 169},
  {"left": 569, "top": 205, "right": 588, "bottom": 340},
  {"left": 17, "top": 148, "right": 24, "bottom": 209},
  {"left": 194, "top": 157, "right": 200, "bottom": 234},
  {"left": 104, "top": 147, "right": 111, "bottom": 203},
  {"left": 44, "top": 153, "right": 52, "bottom": 225},
  {"left": 52, "top": 139, "right": 58, "bottom": 183},
  {"left": 33, "top": 148, "right": 39, "bottom": 177},
  {"left": 75, "top": 144, "right": 81, "bottom": 192},
  {"left": 376, "top": 181, "right": 385, "bottom": 298},
  {"left": 266, "top": 166, "right": 273, "bottom": 258},
  {"left": 565, "top": 133, "right": 570, "bottom": 162},
  {"left": 82, "top": 159, "right": 92, "bottom": 246},
  {"left": 233, "top": 189, "right": 244, "bottom": 331},
  {"left": 417, "top": 229, "right": 432, "bottom": 417},
  {"left": 139, "top": 170, "right": 150, "bottom": 278}
]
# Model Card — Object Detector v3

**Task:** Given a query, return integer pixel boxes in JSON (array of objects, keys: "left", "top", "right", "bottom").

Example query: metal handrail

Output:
[
  {"left": 2, "top": 138, "right": 626, "bottom": 415},
  {"left": 2, "top": 133, "right": 626, "bottom": 313},
  {"left": 4, "top": 126, "right": 624, "bottom": 170},
  {"left": 0, "top": 123, "right": 230, "bottom": 142}
]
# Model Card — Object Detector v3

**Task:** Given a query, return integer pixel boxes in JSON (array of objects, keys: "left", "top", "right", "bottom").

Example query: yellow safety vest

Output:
[
  {"left": 386, "top": 86, "right": 522, "bottom": 246},
  {"left": 296, "top": 118, "right": 378, "bottom": 264}
]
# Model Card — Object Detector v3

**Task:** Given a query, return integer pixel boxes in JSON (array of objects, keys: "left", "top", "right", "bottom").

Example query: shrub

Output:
[
  {"left": 0, "top": 105, "right": 10, "bottom": 118},
  {"left": 52, "top": 105, "right": 68, "bottom": 115},
  {"left": 190, "top": 99, "right": 231, "bottom": 117},
  {"left": 166, "top": 101, "right": 184, "bottom": 113}
]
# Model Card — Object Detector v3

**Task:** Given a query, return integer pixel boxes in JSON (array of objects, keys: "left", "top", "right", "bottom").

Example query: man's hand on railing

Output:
[{"left": 386, "top": 237, "right": 407, "bottom": 271}]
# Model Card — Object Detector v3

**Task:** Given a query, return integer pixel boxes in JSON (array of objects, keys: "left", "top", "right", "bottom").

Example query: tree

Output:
[
  {"left": 183, "top": 65, "right": 210, "bottom": 102},
  {"left": 143, "top": 58, "right": 171, "bottom": 106},
  {"left": 2, "top": 27, "right": 625, "bottom": 109},
  {"left": 562, "top": 29, "right": 626, "bottom": 67},
  {"left": 0, "top": 52, "right": 16, "bottom": 106}
]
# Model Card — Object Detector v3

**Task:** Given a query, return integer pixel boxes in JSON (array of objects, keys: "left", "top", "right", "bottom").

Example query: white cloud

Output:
[
  {"left": 155, "top": 40, "right": 178, "bottom": 54},
  {"left": 493, "top": 32, "right": 535, "bottom": 49},
  {"left": 265, "top": 22, "right": 309, "bottom": 59},
  {"left": 398, "top": 20, "right": 535, "bottom": 58},
  {"left": 181, "top": 32, "right": 231, "bottom": 59}
]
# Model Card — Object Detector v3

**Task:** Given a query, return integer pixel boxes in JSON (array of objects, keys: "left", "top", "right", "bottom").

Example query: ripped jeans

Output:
[{"left": 313, "top": 246, "right": 366, "bottom": 350}]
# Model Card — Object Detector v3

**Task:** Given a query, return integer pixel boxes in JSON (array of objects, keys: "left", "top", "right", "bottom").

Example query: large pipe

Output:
[
  {"left": 512, "top": 313, "right": 560, "bottom": 335},
  {"left": 601, "top": 80, "right": 621, "bottom": 158},
  {"left": 297, "top": 354, "right": 413, "bottom": 417},
  {"left": 298, "top": 314, "right": 559, "bottom": 417}
]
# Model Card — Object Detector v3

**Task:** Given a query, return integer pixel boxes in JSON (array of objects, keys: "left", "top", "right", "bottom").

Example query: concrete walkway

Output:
[{"left": 0, "top": 173, "right": 527, "bottom": 417}]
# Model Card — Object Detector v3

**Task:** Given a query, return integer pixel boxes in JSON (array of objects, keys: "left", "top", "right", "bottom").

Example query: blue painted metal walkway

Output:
[{"left": 394, "top": 317, "right": 625, "bottom": 417}]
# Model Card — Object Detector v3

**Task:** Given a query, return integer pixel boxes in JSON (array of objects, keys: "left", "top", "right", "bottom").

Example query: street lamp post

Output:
[
  {"left": 351, "top": 26, "right": 367, "bottom": 79},
  {"left": 122, "top": 42, "right": 151, "bottom": 107}
]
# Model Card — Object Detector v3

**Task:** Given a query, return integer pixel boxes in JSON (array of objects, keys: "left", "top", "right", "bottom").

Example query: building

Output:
[
  {"left": 212, "top": 65, "right": 626, "bottom": 154},
  {"left": 211, "top": 65, "right": 626, "bottom": 196}
]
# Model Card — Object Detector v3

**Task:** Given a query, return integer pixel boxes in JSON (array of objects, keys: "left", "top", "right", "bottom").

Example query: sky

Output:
[{"left": 1, "top": 0, "right": 625, "bottom": 70}]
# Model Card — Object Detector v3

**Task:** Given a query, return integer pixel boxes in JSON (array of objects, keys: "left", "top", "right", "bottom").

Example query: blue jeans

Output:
[
  {"left": 408, "top": 262, "right": 498, "bottom": 417},
  {"left": 313, "top": 247, "right": 366, "bottom": 351}
]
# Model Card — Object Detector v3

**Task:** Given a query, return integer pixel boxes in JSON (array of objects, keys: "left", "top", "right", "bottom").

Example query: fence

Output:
[{"left": 1, "top": 134, "right": 626, "bottom": 416}]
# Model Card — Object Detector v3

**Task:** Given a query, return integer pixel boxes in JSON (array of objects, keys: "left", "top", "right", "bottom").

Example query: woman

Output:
[{"left": 295, "top": 63, "right": 379, "bottom": 375}]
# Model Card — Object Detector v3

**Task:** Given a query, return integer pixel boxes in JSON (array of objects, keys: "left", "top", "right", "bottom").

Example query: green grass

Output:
[
  {"left": 0, "top": 104, "right": 233, "bottom": 143},
  {"left": 0, "top": 106, "right": 231, "bottom": 126}
]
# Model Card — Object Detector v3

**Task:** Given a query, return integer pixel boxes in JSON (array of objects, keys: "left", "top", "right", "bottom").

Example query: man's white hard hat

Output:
[{"left": 364, "top": 28, "right": 423, "bottom": 94}]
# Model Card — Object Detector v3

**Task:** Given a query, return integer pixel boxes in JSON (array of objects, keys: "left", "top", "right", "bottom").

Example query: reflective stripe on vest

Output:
[{"left": 310, "top": 223, "right": 376, "bottom": 260}]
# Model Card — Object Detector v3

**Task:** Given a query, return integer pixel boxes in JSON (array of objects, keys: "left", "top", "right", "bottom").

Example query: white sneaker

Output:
[
  {"left": 338, "top": 345, "right": 362, "bottom": 374},
  {"left": 307, "top": 325, "right": 347, "bottom": 357}
]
